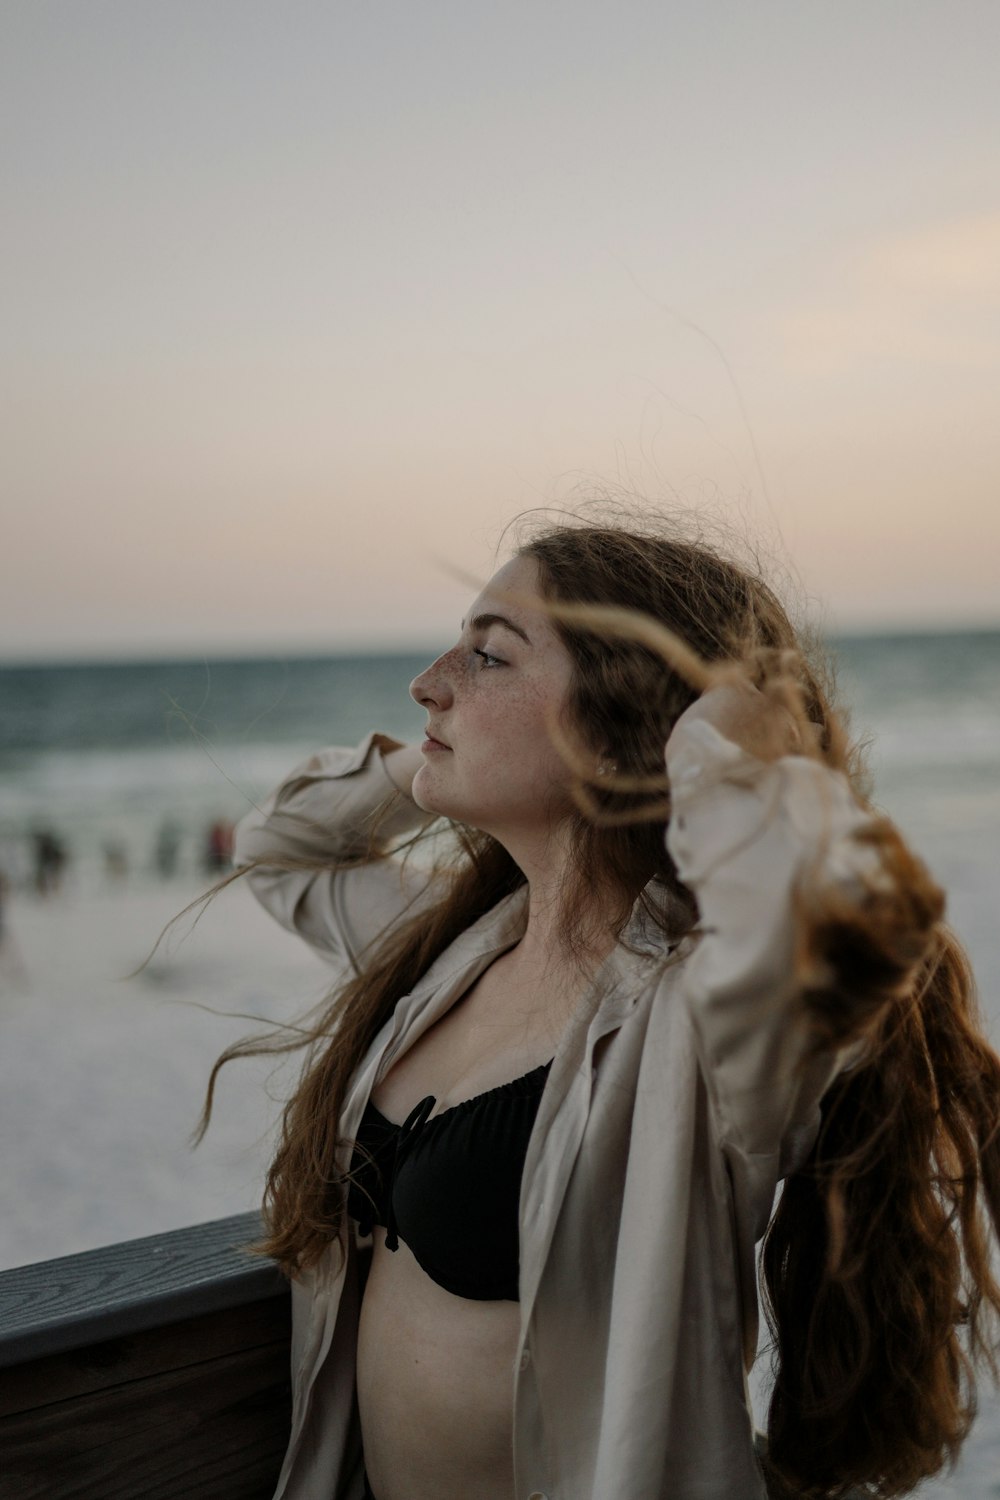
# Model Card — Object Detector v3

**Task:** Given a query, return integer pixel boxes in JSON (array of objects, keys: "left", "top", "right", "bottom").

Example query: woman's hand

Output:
[{"left": 674, "top": 679, "right": 804, "bottom": 763}]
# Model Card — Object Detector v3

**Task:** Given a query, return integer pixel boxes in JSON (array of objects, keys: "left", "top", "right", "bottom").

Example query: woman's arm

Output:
[
  {"left": 665, "top": 683, "right": 923, "bottom": 1167},
  {"left": 233, "top": 733, "right": 436, "bottom": 972}
]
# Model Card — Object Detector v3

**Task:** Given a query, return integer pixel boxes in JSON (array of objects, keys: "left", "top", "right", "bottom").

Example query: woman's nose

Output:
[{"left": 409, "top": 653, "right": 454, "bottom": 709}]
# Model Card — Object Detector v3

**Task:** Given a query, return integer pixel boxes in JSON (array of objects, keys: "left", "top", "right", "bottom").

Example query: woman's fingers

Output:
[{"left": 674, "top": 680, "right": 803, "bottom": 762}]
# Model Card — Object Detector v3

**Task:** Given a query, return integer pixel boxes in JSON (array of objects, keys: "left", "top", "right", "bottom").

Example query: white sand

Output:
[{"left": 0, "top": 876, "right": 338, "bottom": 1271}]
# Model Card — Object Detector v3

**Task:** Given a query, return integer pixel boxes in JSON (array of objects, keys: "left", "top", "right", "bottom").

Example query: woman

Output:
[{"left": 214, "top": 517, "right": 1000, "bottom": 1499}]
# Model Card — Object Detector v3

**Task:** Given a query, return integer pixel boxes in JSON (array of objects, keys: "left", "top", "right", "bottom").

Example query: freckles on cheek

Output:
[{"left": 510, "top": 681, "right": 568, "bottom": 764}]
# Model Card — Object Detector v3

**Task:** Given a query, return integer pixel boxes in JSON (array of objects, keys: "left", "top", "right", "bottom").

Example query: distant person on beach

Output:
[
  {"left": 0, "top": 836, "right": 26, "bottom": 958},
  {"left": 102, "top": 840, "right": 129, "bottom": 884},
  {"left": 0, "top": 864, "right": 27, "bottom": 989},
  {"left": 205, "top": 513, "right": 1000, "bottom": 1500},
  {"left": 202, "top": 818, "right": 233, "bottom": 875},
  {"left": 31, "top": 828, "right": 67, "bottom": 897},
  {"left": 154, "top": 818, "right": 182, "bottom": 879}
]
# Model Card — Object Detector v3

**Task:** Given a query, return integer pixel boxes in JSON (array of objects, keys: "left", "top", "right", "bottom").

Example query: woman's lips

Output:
[{"left": 422, "top": 735, "right": 451, "bottom": 752}]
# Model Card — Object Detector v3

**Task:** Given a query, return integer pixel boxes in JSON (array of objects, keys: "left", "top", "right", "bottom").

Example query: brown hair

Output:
[{"left": 201, "top": 512, "right": 1000, "bottom": 1498}]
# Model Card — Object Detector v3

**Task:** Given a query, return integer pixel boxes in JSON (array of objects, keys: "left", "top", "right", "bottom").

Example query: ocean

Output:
[
  {"left": 0, "top": 653, "right": 431, "bottom": 888},
  {"left": 1, "top": 634, "right": 998, "bottom": 1496}
]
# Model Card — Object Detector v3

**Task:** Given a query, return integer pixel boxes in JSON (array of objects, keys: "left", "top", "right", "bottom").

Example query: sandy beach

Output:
[{"left": 0, "top": 874, "right": 337, "bottom": 1272}]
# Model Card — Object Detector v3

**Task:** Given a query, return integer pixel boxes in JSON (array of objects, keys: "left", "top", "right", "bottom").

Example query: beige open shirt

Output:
[{"left": 234, "top": 717, "right": 877, "bottom": 1500}]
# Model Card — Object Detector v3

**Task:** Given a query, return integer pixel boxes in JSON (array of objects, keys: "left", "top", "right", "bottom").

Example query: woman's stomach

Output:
[{"left": 356, "top": 1228, "right": 520, "bottom": 1500}]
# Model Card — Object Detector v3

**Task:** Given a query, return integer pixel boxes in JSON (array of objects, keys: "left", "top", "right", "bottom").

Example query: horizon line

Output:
[{"left": 2, "top": 620, "right": 999, "bottom": 672}]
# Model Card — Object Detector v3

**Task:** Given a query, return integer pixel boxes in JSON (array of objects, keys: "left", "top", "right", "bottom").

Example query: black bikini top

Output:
[{"left": 346, "top": 1059, "right": 552, "bottom": 1302}]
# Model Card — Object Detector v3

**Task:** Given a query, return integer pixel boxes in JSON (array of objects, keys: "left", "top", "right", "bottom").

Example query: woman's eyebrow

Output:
[{"left": 463, "top": 611, "right": 532, "bottom": 645}]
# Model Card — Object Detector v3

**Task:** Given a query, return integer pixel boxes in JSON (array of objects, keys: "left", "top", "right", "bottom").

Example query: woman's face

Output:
[{"left": 408, "top": 554, "right": 581, "bottom": 839}]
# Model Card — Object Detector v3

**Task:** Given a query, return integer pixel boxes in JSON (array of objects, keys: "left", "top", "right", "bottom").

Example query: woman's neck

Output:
[
  {"left": 520, "top": 873, "right": 619, "bottom": 985},
  {"left": 490, "top": 817, "right": 622, "bottom": 978}
]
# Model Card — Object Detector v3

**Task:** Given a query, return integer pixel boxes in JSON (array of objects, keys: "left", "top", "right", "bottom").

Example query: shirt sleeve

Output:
[
  {"left": 665, "top": 716, "right": 879, "bottom": 1169},
  {"left": 232, "top": 732, "right": 437, "bottom": 973}
]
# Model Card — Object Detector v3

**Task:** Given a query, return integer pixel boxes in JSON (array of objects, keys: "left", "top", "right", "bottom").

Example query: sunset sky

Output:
[{"left": 3, "top": 2, "right": 998, "bottom": 660}]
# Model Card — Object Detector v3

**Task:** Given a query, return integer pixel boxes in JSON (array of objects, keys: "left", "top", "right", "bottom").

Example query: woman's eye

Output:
[{"left": 474, "top": 648, "right": 504, "bottom": 669}]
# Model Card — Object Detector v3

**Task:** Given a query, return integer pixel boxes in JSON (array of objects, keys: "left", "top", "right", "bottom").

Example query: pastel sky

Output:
[{"left": 3, "top": 2, "right": 998, "bottom": 660}]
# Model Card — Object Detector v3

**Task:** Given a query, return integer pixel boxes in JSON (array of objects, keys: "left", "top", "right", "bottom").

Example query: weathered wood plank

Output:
[
  {"left": 0, "top": 1212, "right": 282, "bottom": 1368},
  {"left": 0, "top": 1214, "right": 293, "bottom": 1499},
  {"left": 0, "top": 1299, "right": 289, "bottom": 1419},
  {"left": 0, "top": 1302, "right": 291, "bottom": 1499}
]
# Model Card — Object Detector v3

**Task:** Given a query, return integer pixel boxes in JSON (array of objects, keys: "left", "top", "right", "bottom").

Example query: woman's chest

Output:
[{"left": 371, "top": 948, "right": 579, "bottom": 1123}]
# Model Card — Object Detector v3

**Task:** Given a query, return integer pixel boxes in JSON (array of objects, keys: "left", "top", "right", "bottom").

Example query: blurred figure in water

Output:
[
  {"left": 31, "top": 828, "right": 67, "bottom": 897},
  {"left": 0, "top": 863, "right": 29, "bottom": 991},
  {"left": 203, "top": 818, "right": 233, "bottom": 875},
  {"left": 102, "top": 840, "right": 129, "bottom": 885},
  {"left": 154, "top": 818, "right": 182, "bottom": 879}
]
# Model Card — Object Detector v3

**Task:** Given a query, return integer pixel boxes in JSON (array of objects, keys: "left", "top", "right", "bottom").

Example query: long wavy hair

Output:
[{"left": 200, "top": 512, "right": 1000, "bottom": 1498}]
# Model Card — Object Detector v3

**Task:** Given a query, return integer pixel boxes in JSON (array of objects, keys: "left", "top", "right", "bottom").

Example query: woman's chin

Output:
[
  {"left": 411, "top": 769, "right": 475, "bottom": 826},
  {"left": 410, "top": 764, "right": 443, "bottom": 816}
]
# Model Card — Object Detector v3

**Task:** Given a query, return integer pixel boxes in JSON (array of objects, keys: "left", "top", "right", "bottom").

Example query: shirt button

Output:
[
  {"left": 519, "top": 1347, "right": 532, "bottom": 1371},
  {"left": 527, "top": 1492, "right": 548, "bottom": 1499}
]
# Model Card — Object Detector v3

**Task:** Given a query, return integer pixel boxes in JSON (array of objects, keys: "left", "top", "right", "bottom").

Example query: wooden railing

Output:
[{"left": 0, "top": 1213, "right": 291, "bottom": 1500}]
